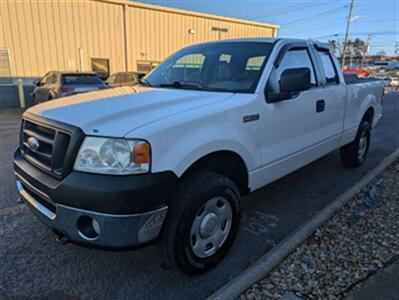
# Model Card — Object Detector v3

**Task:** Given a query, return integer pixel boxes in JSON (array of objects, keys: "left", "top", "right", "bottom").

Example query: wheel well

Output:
[
  {"left": 362, "top": 107, "right": 374, "bottom": 125},
  {"left": 181, "top": 151, "right": 249, "bottom": 195}
]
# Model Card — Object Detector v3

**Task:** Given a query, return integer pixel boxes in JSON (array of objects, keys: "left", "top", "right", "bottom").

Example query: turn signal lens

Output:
[{"left": 133, "top": 143, "right": 150, "bottom": 164}]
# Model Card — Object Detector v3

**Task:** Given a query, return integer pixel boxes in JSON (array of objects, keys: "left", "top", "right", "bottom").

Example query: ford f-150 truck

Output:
[{"left": 14, "top": 38, "right": 383, "bottom": 274}]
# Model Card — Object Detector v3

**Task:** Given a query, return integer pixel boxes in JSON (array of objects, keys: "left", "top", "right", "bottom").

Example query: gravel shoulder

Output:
[{"left": 243, "top": 160, "right": 399, "bottom": 300}]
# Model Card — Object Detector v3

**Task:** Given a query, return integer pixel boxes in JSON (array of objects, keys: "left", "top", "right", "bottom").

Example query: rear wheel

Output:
[
  {"left": 159, "top": 172, "right": 240, "bottom": 274},
  {"left": 340, "top": 121, "right": 371, "bottom": 167}
]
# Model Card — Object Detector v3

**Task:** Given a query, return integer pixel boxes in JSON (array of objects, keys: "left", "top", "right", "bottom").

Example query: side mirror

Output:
[
  {"left": 266, "top": 67, "right": 311, "bottom": 103},
  {"left": 280, "top": 67, "right": 311, "bottom": 93}
]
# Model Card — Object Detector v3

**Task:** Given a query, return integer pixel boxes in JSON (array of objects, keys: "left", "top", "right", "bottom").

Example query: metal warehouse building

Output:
[{"left": 0, "top": 0, "right": 279, "bottom": 83}]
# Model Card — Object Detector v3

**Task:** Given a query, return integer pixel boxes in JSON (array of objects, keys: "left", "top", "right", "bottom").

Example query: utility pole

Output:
[{"left": 341, "top": 0, "right": 355, "bottom": 69}]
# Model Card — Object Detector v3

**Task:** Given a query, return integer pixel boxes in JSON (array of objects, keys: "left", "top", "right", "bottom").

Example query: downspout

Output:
[
  {"left": 78, "top": 48, "right": 84, "bottom": 71},
  {"left": 123, "top": 4, "right": 129, "bottom": 72}
]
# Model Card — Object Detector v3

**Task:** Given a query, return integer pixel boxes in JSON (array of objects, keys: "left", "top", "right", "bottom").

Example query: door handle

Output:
[{"left": 316, "top": 99, "right": 325, "bottom": 113}]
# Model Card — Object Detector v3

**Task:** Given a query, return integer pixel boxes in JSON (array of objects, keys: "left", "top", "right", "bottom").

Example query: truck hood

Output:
[{"left": 27, "top": 86, "right": 233, "bottom": 137}]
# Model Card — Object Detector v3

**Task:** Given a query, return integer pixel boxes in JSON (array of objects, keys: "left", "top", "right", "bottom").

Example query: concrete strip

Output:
[{"left": 208, "top": 148, "right": 399, "bottom": 300}]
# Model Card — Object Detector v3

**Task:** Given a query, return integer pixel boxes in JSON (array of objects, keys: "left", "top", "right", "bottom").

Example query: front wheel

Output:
[
  {"left": 159, "top": 172, "right": 241, "bottom": 274},
  {"left": 340, "top": 121, "right": 371, "bottom": 167}
]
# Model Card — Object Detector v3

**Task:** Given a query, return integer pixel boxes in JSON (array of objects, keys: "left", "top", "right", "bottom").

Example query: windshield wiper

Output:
[
  {"left": 140, "top": 78, "right": 152, "bottom": 87},
  {"left": 159, "top": 81, "right": 204, "bottom": 90}
]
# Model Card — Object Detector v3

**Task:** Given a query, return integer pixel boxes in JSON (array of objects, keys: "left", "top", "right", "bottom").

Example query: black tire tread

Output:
[{"left": 158, "top": 171, "right": 240, "bottom": 274}]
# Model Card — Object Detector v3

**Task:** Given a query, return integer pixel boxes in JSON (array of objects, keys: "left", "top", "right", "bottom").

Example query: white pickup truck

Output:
[{"left": 14, "top": 38, "right": 383, "bottom": 274}]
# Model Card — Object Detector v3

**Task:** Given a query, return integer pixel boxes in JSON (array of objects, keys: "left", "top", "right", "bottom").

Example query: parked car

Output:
[
  {"left": 32, "top": 71, "right": 106, "bottom": 103},
  {"left": 106, "top": 72, "right": 140, "bottom": 87},
  {"left": 373, "top": 61, "right": 399, "bottom": 72},
  {"left": 14, "top": 38, "right": 384, "bottom": 274},
  {"left": 343, "top": 68, "right": 370, "bottom": 77}
]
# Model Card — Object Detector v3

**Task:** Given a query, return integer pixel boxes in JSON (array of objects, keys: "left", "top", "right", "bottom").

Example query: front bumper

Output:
[{"left": 14, "top": 149, "right": 178, "bottom": 248}]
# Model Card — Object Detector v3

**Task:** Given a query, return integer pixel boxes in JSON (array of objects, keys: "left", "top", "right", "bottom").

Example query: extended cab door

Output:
[
  {"left": 312, "top": 45, "right": 347, "bottom": 149},
  {"left": 259, "top": 43, "right": 329, "bottom": 180}
]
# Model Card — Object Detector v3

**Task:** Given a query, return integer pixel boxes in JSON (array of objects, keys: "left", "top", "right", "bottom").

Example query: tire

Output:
[
  {"left": 340, "top": 120, "right": 371, "bottom": 167},
  {"left": 159, "top": 172, "right": 241, "bottom": 274}
]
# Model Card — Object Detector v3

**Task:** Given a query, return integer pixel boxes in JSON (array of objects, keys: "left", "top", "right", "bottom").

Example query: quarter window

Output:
[
  {"left": 277, "top": 49, "right": 317, "bottom": 86},
  {"left": 316, "top": 50, "right": 339, "bottom": 84}
]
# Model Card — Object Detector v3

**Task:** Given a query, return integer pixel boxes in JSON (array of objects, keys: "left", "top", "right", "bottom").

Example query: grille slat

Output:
[
  {"left": 21, "top": 119, "right": 72, "bottom": 178},
  {"left": 23, "top": 128, "right": 55, "bottom": 145},
  {"left": 22, "top": 142, "right": 52, "bottom": 159}
]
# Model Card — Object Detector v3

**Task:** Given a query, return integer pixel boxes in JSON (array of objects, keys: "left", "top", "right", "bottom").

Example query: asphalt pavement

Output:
[
  {"left": 1, "top": 92, "right": 398, "bottom": 299},
  {"left": 345, "top": 259, "right": 399, "bottom": 300}
]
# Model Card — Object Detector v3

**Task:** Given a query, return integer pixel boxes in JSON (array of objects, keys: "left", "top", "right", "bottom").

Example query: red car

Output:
[{"left": 343, "top": 68, "right": 370, "bottom": 77}]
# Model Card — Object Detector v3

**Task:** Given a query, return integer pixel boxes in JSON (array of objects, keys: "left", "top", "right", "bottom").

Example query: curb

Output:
[{"left": 208, "top": 148, "right": 399, "bottom": 300}]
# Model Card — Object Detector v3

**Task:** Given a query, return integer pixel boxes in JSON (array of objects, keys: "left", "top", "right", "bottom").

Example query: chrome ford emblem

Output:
[{"left": 27, "top": 137, "right": 40, "bottom": 151}]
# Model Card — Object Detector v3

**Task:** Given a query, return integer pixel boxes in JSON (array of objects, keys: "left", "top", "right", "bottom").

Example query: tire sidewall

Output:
[
  {"left": 175, "top": 180, "right": 240, "bottom": 274},
  {"left": 356, "top": 121, "right": 371, "bottom": 164}
]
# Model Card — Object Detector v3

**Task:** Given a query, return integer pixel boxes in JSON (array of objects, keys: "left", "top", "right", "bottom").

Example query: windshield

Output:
[
  {"left": 62, "top": 74, "right": 103, "bottom": 85},
  {"left": 144, "top": 42, "right": 274, "bottom": 93}
]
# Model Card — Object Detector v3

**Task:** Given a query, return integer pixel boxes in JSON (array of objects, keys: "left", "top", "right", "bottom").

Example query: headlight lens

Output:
[{"left": 74, "top": 137, "right": 150, "bottom": 175}]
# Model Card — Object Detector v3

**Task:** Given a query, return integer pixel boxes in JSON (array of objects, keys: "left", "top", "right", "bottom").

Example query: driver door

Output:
[{"left": 260, "top": 46, "right": 328, "bottom": 177}]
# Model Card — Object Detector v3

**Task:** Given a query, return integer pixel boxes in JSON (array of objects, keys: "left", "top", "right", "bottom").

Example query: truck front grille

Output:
[{"left": 21, "top": 119, "right": 72, "bottom": 178}]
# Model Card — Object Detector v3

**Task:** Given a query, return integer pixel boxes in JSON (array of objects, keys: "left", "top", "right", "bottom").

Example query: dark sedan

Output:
[{"left": 32, "top": 71, "right": 107, "bottom": 103}]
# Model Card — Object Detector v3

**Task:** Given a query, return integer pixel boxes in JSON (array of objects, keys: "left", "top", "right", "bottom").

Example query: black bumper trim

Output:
[
  {"left": 14, "top": 148, "right": 178, "bottom": 214},
  {"left": 16, "top": 178, "right": 169, "bottom": 248}
]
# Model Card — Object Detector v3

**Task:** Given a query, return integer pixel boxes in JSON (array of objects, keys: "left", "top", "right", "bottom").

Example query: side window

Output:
[
  {"left": 316, "top": 50, "right": 339, "bottom": 84},
  {"left": 126, "top": 73, "right": 137, "bottom": 83},
  {"left": 40, "top": 73, "right": 50, "bottom": 85},
  {"left": 277, "top": 49, "right": 317, "bottom": 87},
  {"left": 118, "top": 73, "right": 127, "bottom": 83},
  {"left": 47, "top": 73, "right": 57, "bottom": 84}
]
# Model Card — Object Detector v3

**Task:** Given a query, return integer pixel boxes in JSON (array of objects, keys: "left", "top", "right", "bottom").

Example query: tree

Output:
[
  {"left": 376, "top": 49, "right": 386, "bottom": 56},
  {"left": 351, "top": 38, "right": 367, "bottom": 57},
  {"left": 329, "top": 39, "right": 343, "bottom": 57}
]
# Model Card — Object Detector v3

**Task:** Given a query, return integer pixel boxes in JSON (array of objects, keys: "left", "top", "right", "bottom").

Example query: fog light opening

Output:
[
  {"left": 77, "top": 216, "right": 100, "bottom": 240},
  {"left": 92, "top": 218, "right": 101, "bottom": 235}
]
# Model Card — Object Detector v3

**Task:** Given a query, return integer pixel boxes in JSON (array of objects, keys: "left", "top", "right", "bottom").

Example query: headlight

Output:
[{"left": 74, "top": 137, "right": 150, "bottom": 175}]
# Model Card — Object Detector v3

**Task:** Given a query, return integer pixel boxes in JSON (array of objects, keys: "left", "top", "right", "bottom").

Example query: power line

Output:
[
  {"left": 313, "top": 31, "right": 397, "bottom": 40},
  {"left": 281, "top": 5, "right": 348, "bottom": 26},
  {"left": 244, "top": 1, "right": 320, "bottom": 19},
  {"left": 284, "top": 19, "right": 397, "bottom": 36}
]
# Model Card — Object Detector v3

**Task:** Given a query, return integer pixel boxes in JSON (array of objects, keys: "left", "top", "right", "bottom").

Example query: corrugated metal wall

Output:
[{"left": 0, "top": 0, "right": 278, "bottom": 79}]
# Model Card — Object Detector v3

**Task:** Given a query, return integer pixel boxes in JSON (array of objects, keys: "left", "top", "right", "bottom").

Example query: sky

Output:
[{"left": 137, "top": 0, "right": 399, "bottom": 55}]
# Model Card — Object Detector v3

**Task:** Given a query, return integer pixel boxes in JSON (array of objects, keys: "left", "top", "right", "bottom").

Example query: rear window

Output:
[
  {"left": 316, "top": 50, "right": 339, "bottom": 84},
  {"left": 62, "top": 74, "right": 103, "bottom": 85}
]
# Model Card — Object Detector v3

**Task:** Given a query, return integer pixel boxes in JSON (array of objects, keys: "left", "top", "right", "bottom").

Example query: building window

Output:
[
  {"left": 0, "top": 48, "right": 12, "bottom": 84},
  {"left": 91, "top": 58, "right": 110, "bottom": 80},
  {"left": 137, "top": 60, "right": 160, "bottom": 73}
]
